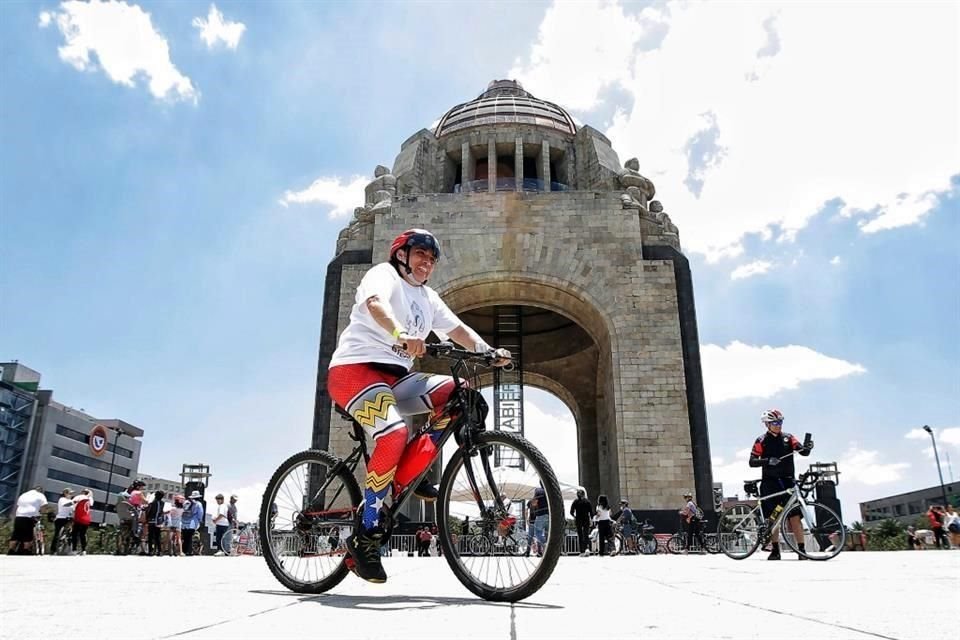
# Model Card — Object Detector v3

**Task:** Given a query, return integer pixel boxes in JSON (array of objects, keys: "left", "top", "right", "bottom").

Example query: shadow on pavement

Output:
[{"left": 248, "top": 589, "right": 563, "bottom": 611}]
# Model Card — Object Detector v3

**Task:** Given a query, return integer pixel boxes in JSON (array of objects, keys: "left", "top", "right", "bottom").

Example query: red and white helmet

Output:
[
  {"left": 389, "top": 229, "right": 440, "bottom": 261},
  {"left": 761, "top": 409, "right": 784, "bottom": 424}
]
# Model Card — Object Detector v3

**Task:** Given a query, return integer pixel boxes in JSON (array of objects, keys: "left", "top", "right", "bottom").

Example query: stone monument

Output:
[{"left": 312, "top": 80, "right": 712, "bottom": 519}]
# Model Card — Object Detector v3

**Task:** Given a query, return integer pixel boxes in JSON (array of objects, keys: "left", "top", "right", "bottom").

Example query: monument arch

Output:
[{"left": 313, "top": 80, "right": 713, "bottom": 522}]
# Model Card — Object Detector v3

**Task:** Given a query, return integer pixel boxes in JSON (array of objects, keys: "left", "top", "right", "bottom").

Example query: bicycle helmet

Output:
[
  {"left": 390, "top": 229, "right": 440, "bottom": 261},
  {"left": 761, "top": 409, "right": 784, "bottom": 424},
  {"left": 389, "top": 229, "right": 440, "bottom": 282}
]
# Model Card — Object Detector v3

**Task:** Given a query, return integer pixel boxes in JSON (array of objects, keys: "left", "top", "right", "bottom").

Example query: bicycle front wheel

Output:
[
  {"left": 437, "top": 431, "right": 564, "bottom": 602},
  {"left": 609, "top": 533, "right": 624, "bottom": 556},
  {"left": 666, "top": 533, "right": 685, "bottom": 554},
  {"left": 260, "top": 449, "right": 362, "bottom": 593},
  {"left": 639, "top": 534, "right": 658, "bottom": 555},
  {"left": 221, "top": 528, "right": 239, "bottom": 556},
  {"left": 781, "top": 501, "right": 845, "bottom": 560},
  {"left": 717, "top": 503, "right": 764, "bottom": 560},
  {"left": 704, "top": 533, "right": 721, "bottom": 554}
]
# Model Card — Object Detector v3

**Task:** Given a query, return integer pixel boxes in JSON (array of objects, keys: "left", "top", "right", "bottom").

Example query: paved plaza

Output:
[{"left": 2, "top": 551, "right": 957, "bottom": 639}]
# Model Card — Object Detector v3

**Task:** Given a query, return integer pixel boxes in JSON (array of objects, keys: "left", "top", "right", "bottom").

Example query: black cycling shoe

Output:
[
  {"left": 767, "top": 548, "right": 781, "bottom": 561},
  {"left": 346, "top": 528, "right": 387, "bottom": 583},
  {"left": 413, "top": 479, "right": 438, "bottom": 503}
]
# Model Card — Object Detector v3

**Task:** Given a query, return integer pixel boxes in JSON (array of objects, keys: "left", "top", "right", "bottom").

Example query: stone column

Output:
[
  {"left": 488, "top": 138, "right": 496, "bottom": 193},
  {"left": 461, "top": 142, "right": 474, "bottom": 190},
  {"left": 515, "top": 136, "right": 524, "bottom": 191},
  {"left": 540, "top": 140, "right": 551, "bottom": 192}
]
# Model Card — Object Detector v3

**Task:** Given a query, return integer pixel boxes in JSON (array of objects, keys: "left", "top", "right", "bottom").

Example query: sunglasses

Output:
[{"left": 766, "top": 421, "right": 783, "bottom": 427}]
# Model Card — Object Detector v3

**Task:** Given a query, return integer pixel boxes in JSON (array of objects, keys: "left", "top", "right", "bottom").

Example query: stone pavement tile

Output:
[{"left": 2, "top": 551, "right": 958, "bottom": 640}]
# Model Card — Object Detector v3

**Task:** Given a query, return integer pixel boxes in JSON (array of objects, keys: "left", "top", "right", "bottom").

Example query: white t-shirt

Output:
[
  {"left": 594, "top": 507, "right": 612, "bottom": 522},
  {"left": 214, "top": 502, "right": 229, "bottom": 525},
  {"left": 329, "top": 263, "right": 462, "bottom": 370},
  {"left": 16, "top": 490, "right": 48, "bottom": 517},
  {"left": 56, "top": 496, "right": 75, "bottom": 519}
]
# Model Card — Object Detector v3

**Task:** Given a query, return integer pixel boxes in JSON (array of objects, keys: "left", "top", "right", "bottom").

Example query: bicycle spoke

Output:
[
  {"left": 261, "top": 451, "right": 361, "bottom": 593},
  {"left": 437, "top": 431, "right": 562, "bottom": 601}
]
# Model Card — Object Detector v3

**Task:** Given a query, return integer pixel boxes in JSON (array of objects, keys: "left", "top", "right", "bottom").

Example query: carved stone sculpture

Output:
[{"left": 618, "top": 157, "right": 655, "bottom": 210}]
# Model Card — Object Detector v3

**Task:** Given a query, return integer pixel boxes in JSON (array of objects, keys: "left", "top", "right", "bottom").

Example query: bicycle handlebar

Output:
[{"left": 423, "top": 341, "right": 514, "bottom": 369}]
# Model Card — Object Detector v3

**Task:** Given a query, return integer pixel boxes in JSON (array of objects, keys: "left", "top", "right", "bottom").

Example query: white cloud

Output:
[
  {"left": 508, "top": 0, "right": 669, "bottom": 112},
  {"left": 39, "top": 0, "right": 197, "bottom": 103},
  {"left": 855, "top": 191, "right": 942, "bottom": 234},
  {"left": 837, "top": 445, "right": 910, "bottom": 486},
  {"left": 512, "top": 1, "right": 958, "bottom": 260},
  {"left": 830, "top": 256, "right": 841, "bottom": 266},
  {"left": 701, "top": 341, "right": 866, "bottom": 403},
  {"left": 203, "top": 482, "right": 265, "bottom": 524},
  {"left": 279, "top": 175, "right": 368, "bottom": 218},
  {"left": 192, "top": 4, "right": 246, "bottom": 50},
  {"left": 905, "top": 426, "right": 960, "bottom": 459},
  {"left": 730, "top": 260, "right": 772, "bottom": 280},
  {"left": 711, "top": 448, "right": 754, "bottom": 498},
  {"left": 942, "top": 428, "right": 960, "bottom": 447}
]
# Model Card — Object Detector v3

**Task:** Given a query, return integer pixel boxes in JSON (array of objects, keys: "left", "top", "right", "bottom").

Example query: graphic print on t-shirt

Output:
[{"left": 408, "top": 300, "right": 426, "bottom": 334}]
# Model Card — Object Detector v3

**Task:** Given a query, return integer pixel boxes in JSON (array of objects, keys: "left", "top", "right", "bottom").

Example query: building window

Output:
[
  {"left": 894, "top": 504, "right": 905, "bottom": 516},
  {"left": 55, "top": 424, "right": 134, "bottom": 458},
  {"left": 46, "top": 468, "right": 127, "bottom": 495},
  {"left": 50, "top": 447, "right": 131, "bottom": 476}
]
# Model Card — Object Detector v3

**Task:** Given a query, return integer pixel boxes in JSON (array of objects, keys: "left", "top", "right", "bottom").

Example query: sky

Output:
[{"left": 1, "top": 0, "right": 957, "bottom": 525}]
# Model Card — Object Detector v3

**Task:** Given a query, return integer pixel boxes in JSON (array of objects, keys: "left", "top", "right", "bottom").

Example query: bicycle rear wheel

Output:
[
  {"left": 781, "top": 501, "right": 845, "bottom": 560},
  {"left": 437, "top": 431, "right": 563, "bottom": 602},
  {"left": 260, "top": 449, "right": 362, "bottom": 593},
  {"left": 717, "top": 503, "right": 764, "bottom": 560}
]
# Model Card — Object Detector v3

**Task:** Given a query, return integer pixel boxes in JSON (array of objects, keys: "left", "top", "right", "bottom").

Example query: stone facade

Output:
[{"left": 313, "top": 81, "right": 712, "bottom": 517}]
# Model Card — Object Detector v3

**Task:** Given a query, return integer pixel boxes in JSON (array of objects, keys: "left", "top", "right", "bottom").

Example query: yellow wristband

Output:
[{"left": 391, "top": 327, "right": 403, "bottom": 339}]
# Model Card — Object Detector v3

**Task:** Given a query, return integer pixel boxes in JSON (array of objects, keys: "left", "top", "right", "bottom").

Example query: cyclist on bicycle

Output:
[
  {"left": 748, "top": 409, "right": 814, "bottom": 560},
  {"left": 327, "top": 229, "right": 510, "bottom": 583}
]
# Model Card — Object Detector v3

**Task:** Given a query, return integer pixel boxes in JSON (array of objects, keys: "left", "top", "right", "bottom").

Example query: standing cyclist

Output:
[
  {"left": 328, "top": 229, "right": 510, "bottom": 584},
  {"left": 748, "top": 409, "right": 814, "bottom": 560}
]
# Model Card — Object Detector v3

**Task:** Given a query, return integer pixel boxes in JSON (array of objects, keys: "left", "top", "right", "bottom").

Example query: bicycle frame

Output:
[
  {"left": 741, "top": 471, "right": 820, "bottom": 539},
  {"left": 308, "top": 344, "right": 512, "bottom": 537}
]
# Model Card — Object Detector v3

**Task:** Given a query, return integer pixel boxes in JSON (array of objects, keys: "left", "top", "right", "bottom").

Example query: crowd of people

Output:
[
  {"left": 6, "top": 482, "right": 241, "bottom": 557},
  {"left": 906, "top": 505, "right": 960, "bottom": 550}
]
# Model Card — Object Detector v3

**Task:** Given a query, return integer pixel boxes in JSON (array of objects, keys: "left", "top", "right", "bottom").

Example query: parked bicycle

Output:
[
  {"left": 633, "top": 519, "right": 659, "bottom": 555},
  {"left": 260, "top": 342, "right": 564, "bottom": 602},
  {"left": 717, "top": 466, "right": 845, "bottom": 560}
]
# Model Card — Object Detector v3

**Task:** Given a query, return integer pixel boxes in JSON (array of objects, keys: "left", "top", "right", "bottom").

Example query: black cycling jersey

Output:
[{"left": 749, "top": 431, "right": 806, "bottom": 479}]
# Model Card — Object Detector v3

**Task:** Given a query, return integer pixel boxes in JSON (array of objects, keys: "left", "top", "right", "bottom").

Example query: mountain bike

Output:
[
  {"left": 260, "top": 342, "right": 564, "bottom": 602},
  {"left": 717, "top": 466, "right": 845, "bottom": 560}
]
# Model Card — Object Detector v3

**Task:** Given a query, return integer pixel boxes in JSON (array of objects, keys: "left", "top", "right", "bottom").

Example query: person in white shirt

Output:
[
  {"left": 8, "top": 487, "right": 48, "bottom": 555},
  {"left": 593, "top": 495, "right": 613, "bottom": 556},
  {"left": 212, "top": 494, "right": 230, "bottom": 555},
  {"left": 327, "top": 229, "right": 511, "bottom": 584},
  {"left": 51, "top": 487, "right": 75, "bottom": 555}
]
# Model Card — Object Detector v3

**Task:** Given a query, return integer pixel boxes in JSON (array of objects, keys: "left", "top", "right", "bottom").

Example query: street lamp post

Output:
[
  {"left": 922, "top": 425, "right": 949, "bottom": 508},
  {"left": 99, "top": 427, "right": 122, "bottom": 550}
]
